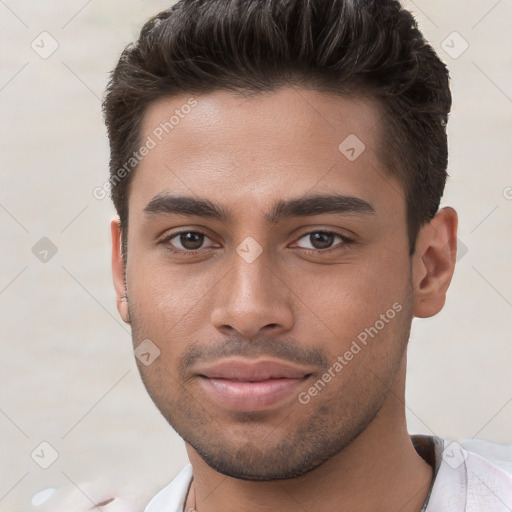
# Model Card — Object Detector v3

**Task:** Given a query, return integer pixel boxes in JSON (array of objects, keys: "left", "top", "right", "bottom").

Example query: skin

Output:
[{"left": 111, "top": 87, "right": 458, "bottom": 512}]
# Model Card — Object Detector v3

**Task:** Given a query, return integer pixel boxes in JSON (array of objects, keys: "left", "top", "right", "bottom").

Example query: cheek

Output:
[
  {"left": 294, "top": 255, "right": 408, "bottom": 336},
  {"left": 127, "top": 237, "right": 409, "bottom": 348},
  {"left": 127, "top": 258, "right": 219, "bottom": 343}
]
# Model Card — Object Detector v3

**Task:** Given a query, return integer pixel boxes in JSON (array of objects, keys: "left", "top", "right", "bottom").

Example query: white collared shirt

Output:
[{"left": 144, "top": 436, "right": 512, "bottom": 512}]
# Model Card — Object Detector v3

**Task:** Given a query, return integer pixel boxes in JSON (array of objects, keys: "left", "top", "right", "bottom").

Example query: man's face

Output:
[{"left": 119, "top": 87, "right": 416, "bottom": 480}]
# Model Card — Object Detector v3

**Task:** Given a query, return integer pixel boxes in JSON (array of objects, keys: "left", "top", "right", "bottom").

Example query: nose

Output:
[{"left": 210, "top": 246, "right": 294, "bottom": 338}]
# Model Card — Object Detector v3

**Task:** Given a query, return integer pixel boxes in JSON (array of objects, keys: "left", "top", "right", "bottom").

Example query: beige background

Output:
[{"left": 1, "top": 0, "right": 511, "bottom": 509}]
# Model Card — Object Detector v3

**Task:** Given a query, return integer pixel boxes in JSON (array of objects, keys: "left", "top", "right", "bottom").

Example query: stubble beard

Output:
[{"left": 127, "top": 276, "right": 414, "bottom": 481}]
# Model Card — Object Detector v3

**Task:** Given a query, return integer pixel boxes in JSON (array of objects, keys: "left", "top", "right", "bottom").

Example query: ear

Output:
[
  {"left": 111, "top": 217, "right": 130, "bottom": 324},
  {"left": 412, "top": 207, "right": 458, "bottom": 318}
]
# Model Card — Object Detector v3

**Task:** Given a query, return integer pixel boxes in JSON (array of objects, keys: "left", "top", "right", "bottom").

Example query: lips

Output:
[
  {"left": 197, "top": 360, "right": 311, "bottom": 381},
  {"left": 195, "top": 359, "right": 312, "bottom": 411}
]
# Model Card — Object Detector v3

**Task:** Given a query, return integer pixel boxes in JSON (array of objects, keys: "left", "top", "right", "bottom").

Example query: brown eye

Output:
[
  {"left": 162, "top": 230, "right": 216, "bottom": 254},
  {"left": 176, "top": 231, "right": 205, "bottom": 250},
  {"left": 308, "top": 232, "right": 336, "bottom": 250},
  {"left": 293, "top": 230, "right": 354, "bottom": 253}
]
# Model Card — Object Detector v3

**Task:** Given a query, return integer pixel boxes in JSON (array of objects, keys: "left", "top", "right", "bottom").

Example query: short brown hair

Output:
[{"left": 102, "top": 0, "right": 451, "bottom": 261}]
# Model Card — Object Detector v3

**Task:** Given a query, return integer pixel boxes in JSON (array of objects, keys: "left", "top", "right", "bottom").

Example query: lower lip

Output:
[{"left": 199, "top": 376, "right": 308, "bottom": 411}]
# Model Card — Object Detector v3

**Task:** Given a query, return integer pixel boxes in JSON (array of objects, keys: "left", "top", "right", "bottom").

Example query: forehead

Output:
[{"left": 130, "top": 87, "right": 405, "bottom": 224}]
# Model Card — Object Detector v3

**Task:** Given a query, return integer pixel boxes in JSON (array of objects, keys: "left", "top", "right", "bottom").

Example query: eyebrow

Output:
[{"left": 143, "top": 193, "right": 375, "bottom": 223}]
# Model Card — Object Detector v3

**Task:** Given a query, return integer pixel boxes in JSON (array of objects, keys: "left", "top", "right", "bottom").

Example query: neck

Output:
[{"left": 184, "top": 361, "right": 433, "bottom": 512}]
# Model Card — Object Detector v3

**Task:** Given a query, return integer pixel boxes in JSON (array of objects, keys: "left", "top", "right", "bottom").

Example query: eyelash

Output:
[{"left": 160, "top": 229, "right": 355, "bottom": 256}]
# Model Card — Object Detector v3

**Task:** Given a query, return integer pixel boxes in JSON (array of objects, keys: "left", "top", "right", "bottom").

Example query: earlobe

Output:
[
  {"left": 412, "top": 207, "right": 458, "bottom": 318},
  {"left": 111, "top": 217, "right": 130, "bottom": 324}
]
